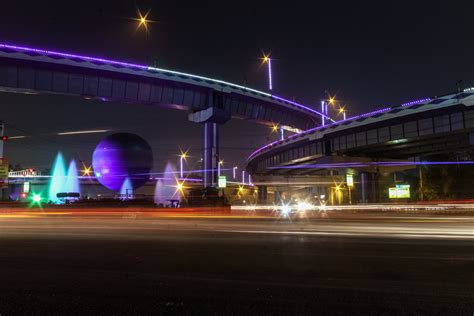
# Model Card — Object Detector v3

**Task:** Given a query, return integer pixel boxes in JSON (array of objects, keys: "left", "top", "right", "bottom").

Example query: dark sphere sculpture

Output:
[{"left": 92, "top": 133, "right": 153, "bottom": 191}]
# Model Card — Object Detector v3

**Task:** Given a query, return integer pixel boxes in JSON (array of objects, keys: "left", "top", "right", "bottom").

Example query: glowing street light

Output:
[
  {"left": 81, "top": 166, "right": 92, "bottom": 177},
  {"left": 261, "top": 53, "right": 273, "bottom": 91},
  {"left": 321, "top": 100, "right": 326, "bottom": 126},
  {"left": 174, "top": 179, "right": 186, "bottom": 199},
  {"left": 271, "top": 123, "right": 279, "bottom": 133},
  {"left": 271, "top": 123, "right": 285, "bottom": 140},
  {"left": 135, "top": 9, "right": 152, "bottom": 32},
  {"left": 242, "top": 170, "right": 246, "bottom": 184},
  {"left": 339, "top": 107, "right": 346, "bottom": 120},
  {"left": 218, "top": 160, "right": 224, "bottom": 176},
  {"left": 233, "top": 166, "right": 238, "bottom": 179},
  {"left": 179, "top": 151, "right": 188, "bottom": 178}
]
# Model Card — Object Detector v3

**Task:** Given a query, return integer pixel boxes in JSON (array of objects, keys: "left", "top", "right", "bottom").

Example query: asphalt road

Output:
[{"left": 0, "top": 209, "right": 473, "bottom": 315}]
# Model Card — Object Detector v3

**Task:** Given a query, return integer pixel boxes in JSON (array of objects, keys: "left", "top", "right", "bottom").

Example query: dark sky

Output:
[{"left": 1, "top": 0, "right": 473, "bottom": 172}]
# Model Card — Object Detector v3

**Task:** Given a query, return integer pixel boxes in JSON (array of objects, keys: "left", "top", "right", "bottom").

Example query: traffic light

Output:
[{"left": 1, "top": 136, "right": 7, "bottom": 142}]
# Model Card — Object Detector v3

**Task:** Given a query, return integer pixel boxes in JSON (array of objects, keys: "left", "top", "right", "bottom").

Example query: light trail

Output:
[
  {"left": 8, "top": 135, "right": 27, "bottom": 139},
  {"left": 57, "top": 129, "right": 109, "bottom": 136}
]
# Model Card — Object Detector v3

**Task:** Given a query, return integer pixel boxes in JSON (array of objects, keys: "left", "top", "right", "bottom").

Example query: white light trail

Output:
[{"left": 57, "top": 130, "right": 109, "bottom": 136}]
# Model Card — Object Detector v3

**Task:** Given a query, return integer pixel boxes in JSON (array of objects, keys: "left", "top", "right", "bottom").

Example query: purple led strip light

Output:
[
  {"left": 271, "top": 95, "right": 331, "bottom": 120},
  {"left": 0, "top": 44, "right": 149, "bottom": 70},
  {"left": 269, "top": 161, "right": 474, "bottom": 169},
  {"left": 0, "top": 43, "right": 329, "bottom": 119},
  {"left": 401, "top": 98, "right": 431, "bottom": 107},
  {"left": 248, "top": 106, "right": 394, "bottom": 160},
  {"left": 249, "top": 95, "right": 441, "bottom": 160}
]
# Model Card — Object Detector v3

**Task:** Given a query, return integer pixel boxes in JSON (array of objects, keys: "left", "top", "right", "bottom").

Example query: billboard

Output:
[
  {"left": 346, "top": 174, "right": 354, "bottom": 187},
  {"left": 0, "top": 158, "right": 8, "bottom": 189},
  {"left": 389, "top": 184, "right": 410, "bottom": 199},
  {"left": 218, "top": 176, "right": 227, "bottom": 188}
]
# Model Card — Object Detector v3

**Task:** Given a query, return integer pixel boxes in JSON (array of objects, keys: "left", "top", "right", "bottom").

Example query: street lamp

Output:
[
  {"left": 339, "top": 107, "right": 346, "bottom": 121},
  {"left": 262, "top": 54, "right": 273, "bottom": 92},
  {"left": 135, "top": 9, "right": 152, "bottom": 32},
  {"left": 233, "top": 166, "right": 238, "bottom": 179},
  {"left": 218, "top": 160, "right": 224, "bottom": 176},
  {"left": 179, "top": 151, "right": 188, "bottom": 178},
  {"left": 321, "top": 100, "right": 326, "bottom": 126},
  {"left": 82, "top": 166, "right": 92, "bottom": 177},
  {"left": 242, "top": 170, "right": 246, "bottom": 184},
  {"left": 271, "top": 123, "right": 279, "bottom": 133},
  {"left": 271, "top": 123, "right": 284, "bottom": 141}
]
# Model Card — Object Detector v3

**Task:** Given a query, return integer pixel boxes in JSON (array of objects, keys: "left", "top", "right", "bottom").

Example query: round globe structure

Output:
[{"left": 92, "top": 133, "right": 153, "bottom": 191}]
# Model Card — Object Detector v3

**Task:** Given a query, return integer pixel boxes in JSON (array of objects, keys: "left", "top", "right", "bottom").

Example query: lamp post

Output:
[
  {"left": 339, "top": 107, "right": 346, "bottom": 121},
  {"left": 321, "top": 101, "right": 326, "bottom": 126},
  {"left": 179, "top": 152, "right": 187, "bottom": 178},
  {"left": 218, "top": 160, "right": 223, "bottom": 176},
  {"left": 242, "top": 170, "right": 245, "bottom": 184},
  {"left": 262, "top": 54, "right": 273, "bottom": 92},
  {"left": 233, "top": 166, "right": 238, "bottom": 179}
]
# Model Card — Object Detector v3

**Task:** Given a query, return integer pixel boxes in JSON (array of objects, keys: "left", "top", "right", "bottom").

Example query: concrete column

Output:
[
  {"left": 257, "top": 186, "right": 267, "bottom": 204},
  {"left": 203, "top": 122, "right": 219, "bottom": 188},
  {"left": 189, "top": 102, "right": 230, "bottom": 189}
]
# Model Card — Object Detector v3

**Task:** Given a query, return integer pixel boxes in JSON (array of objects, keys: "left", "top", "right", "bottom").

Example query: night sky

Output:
[{"left": 1, "top": 0, "right": 473, "bottom": 172}]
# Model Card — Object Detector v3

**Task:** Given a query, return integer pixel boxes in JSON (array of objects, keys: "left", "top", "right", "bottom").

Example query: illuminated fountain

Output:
[
  {"left": 48, "top": 153, "right": 81, "bottom": 204},
  {"left": 154, "top": 163, "right": 181, "bottom": 206},
  {"left": 48, "top": 152, "right": 67, "bottom": 203},
  {"left": 65, "top": 160, "right": 80, "bottom": 195},
  {"left": 154, "top": 179, "right": 165, "bottom": 205},
  {"left": 120, "top": 177, "right": 133, "bottom": 200}
]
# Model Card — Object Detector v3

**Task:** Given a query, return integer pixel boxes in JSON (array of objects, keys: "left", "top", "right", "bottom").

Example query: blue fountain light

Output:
[
  {"left": 48, "top": 152, "right": 67, "bottom": 203},
  {"left": 48, "top": 153, "right": 81, "bottom": 204}
]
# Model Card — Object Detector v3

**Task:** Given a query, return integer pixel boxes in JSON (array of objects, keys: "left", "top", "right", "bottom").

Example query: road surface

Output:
[{"left": 0, "top": 208, "right": 473, "bottom": 315}]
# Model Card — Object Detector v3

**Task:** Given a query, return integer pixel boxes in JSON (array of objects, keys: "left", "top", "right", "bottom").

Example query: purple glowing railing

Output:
[
  {"left": 247, "top": 96, "right": 433, "bottom": 160},
  {"left": 271, "top": 95, "right": 333, "bottom": 122},
  {"left": 400, "top": 98, "right": 431, "bottom": 107},
  {"left": 268, "top": 160, "right": 474, "bottom": 169},
  {"left": 0, "top": 44, "right": 149, "bottom": 70},
  {"left": 247, "top": 106, "right": 396, "bottom": 160}
]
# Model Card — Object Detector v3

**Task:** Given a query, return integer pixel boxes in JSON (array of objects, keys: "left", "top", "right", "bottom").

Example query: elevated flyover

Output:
[
  {"left": 247, "top": 90, "right": 474, "bottom": 203},
  {"left": 0, "top": 43, "right": 329, "bottom": 187}
]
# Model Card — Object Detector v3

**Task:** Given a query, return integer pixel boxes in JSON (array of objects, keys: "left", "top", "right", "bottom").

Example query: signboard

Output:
[
  {"left": 23, "top": 181, "right": 30, "bottom": 193},
  {"left": 0, "top": 158, "right": 8, "bottom": 189},
  {"left": 389, "top": 184, "right": 410, "bottom": 199},
  {"left": 346, "top": 174, "right": 354, "bottom": 187},
  {"left": 218, "top": 176, "right": 227, "bottom": 188}
]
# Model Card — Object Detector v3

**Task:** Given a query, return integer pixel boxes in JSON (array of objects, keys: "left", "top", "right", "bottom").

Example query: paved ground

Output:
[{"left": 0, "top": 208, "right": 473, "bottom": 315}]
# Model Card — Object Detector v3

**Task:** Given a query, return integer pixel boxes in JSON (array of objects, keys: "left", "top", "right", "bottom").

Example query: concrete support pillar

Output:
[
  {"left": 188, "top": 94, "right": 230, "bottom": 189},
  {"left": 257, "top": 186, "right": 267, "bottom": 204},
  {"left": 203, "top": 122, "right": 219, "bottom": 188}
]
